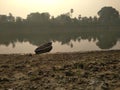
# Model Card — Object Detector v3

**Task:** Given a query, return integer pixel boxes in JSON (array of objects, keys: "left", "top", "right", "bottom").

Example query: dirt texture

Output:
[{"left": 0, "top": 50, "right": 120, "bottom": 90}]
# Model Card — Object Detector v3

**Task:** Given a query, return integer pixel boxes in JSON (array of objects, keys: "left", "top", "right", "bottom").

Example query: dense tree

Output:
[
  {"left": 81, "top": 17, "right": 89, "bottom": 24},
  {"left": 40, "top": 12, "right": 50, "bottom": 22},
  {"left": 27, "top": 12, "right": 50, "bottom": 23},
  {"left": 0, "top": 6, "right": 120, "bottom": 27},
  {"left": 93, "top": 16, "right": 98, "bottom": 22},
  {"left": 0, "top": 15, "right": 8, "bottom": 23},
  {"left": 8, "top": 13, "right": 15, "bottom": 22},
  {"left": 16, "top": 17, "right": 23, "bottom": 23},
  {"left": 78, "top": 15, "right": 81, "bottom": 20},
  {"left": 98, "top": 7, "right": 119, "bottom": 25},
  {"left": 0, "top": 13, "right": 15, "bottom": 23},
  {"left": 27, "top": 12, "right": 41, "bottom": 23},
  {"left": 55, "top": 14, "right": 71, "bottom": 25}
]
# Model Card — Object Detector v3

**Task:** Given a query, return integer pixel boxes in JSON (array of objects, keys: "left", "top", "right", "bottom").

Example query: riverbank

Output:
[{"left": 0, "top": 50, "right": 120, "bottom": 90}]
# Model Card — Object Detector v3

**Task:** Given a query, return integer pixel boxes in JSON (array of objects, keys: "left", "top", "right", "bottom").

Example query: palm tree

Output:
[{"left": 70, "top": 9, "right": 74, "bottom": 18}]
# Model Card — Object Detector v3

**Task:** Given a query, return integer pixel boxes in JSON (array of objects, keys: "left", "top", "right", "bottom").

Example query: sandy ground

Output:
[{"left": 0, "top": 50, "right": 120, "bottom": 90}]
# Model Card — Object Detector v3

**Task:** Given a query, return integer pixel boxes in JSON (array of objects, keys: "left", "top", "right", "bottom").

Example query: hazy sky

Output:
[{"left": 0, "top": 0, "right": 120, "bottom": 18}]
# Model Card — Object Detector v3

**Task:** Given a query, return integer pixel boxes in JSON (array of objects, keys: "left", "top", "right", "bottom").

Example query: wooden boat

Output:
[{"left": 35, "top": 42, "right": 52, "bottom": 54}]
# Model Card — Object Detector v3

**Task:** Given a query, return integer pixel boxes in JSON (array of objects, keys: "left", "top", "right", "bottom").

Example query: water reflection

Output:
[{"left": 0, "top": 27, "right": 120, "bottom": 53}]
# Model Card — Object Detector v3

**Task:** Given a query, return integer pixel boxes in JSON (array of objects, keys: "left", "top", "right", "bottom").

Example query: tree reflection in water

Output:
[{"left": 0, "top": 27, "right": 120, "bottom": 52}]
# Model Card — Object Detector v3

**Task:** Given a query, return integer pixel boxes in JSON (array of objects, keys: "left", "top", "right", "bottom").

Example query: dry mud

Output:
[{"left": 0, "top": 50, "right": 120, "bottom": 90}]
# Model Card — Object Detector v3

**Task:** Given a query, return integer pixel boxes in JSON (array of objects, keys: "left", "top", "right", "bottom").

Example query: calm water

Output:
[{"left": 0, "top": 27, "right": 120, "bottom": 54}]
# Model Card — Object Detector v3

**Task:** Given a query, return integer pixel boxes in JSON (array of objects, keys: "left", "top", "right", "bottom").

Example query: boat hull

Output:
[{"left": 35, "top": 42, "right": 52, "bottom": 54}]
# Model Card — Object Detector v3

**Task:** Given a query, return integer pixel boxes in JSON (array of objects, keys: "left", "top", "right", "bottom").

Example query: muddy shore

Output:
[{"left": 0, "top": 50, "right": 120, "bottom": 90}]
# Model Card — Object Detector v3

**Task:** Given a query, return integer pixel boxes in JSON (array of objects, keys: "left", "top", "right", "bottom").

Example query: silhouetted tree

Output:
[
  {"left": 55, "top": 14, "right": 71, "bottom": 25},
  {"left": 0, "top": 7, "right": 120, "bottom": 27},
  {"left": 88, "top": 16, "right": 92, "bottom": 23},
  {"left": 27, "top": 12, "right": 50, "bottom": 24},
  {"left": 40, "top": 12, "right": 50, "bottom": 23},
  {"left": 70, "top": 9, "right": 74, "bottom": 14},
  {"left": 81, "top": 17, "right": 89, "bottom": 25},
  {"left": 91, "top": 16, "right": 98, "bottom": 25},
  {"left": 16, "top": 17, "right": 23, "bottom": 23},
  {"left": 93, "top": 16, "right": 98, "bottom": 22},
  {"left": 78, "top": 15, "right": 81, "bottom": 20},
  {"left": 70, "top": 9, "right": 74, "bottom": 17},
  {"left": 27, "top": 12, "right": 41, "bottom": 23},
  {"left": 98, "top": 7, "right": 119, "bottom": 25},
  {"left": 8, "top": 13, "right": 15, "bottom": 22},
  {"left": 0, "top": 15, "right": 8, "bottom": 23}
]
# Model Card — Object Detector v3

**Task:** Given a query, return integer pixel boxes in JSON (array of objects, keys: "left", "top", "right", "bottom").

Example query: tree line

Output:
[{"left": 0, "top": 6, "right": 120, "bottom": 28}]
